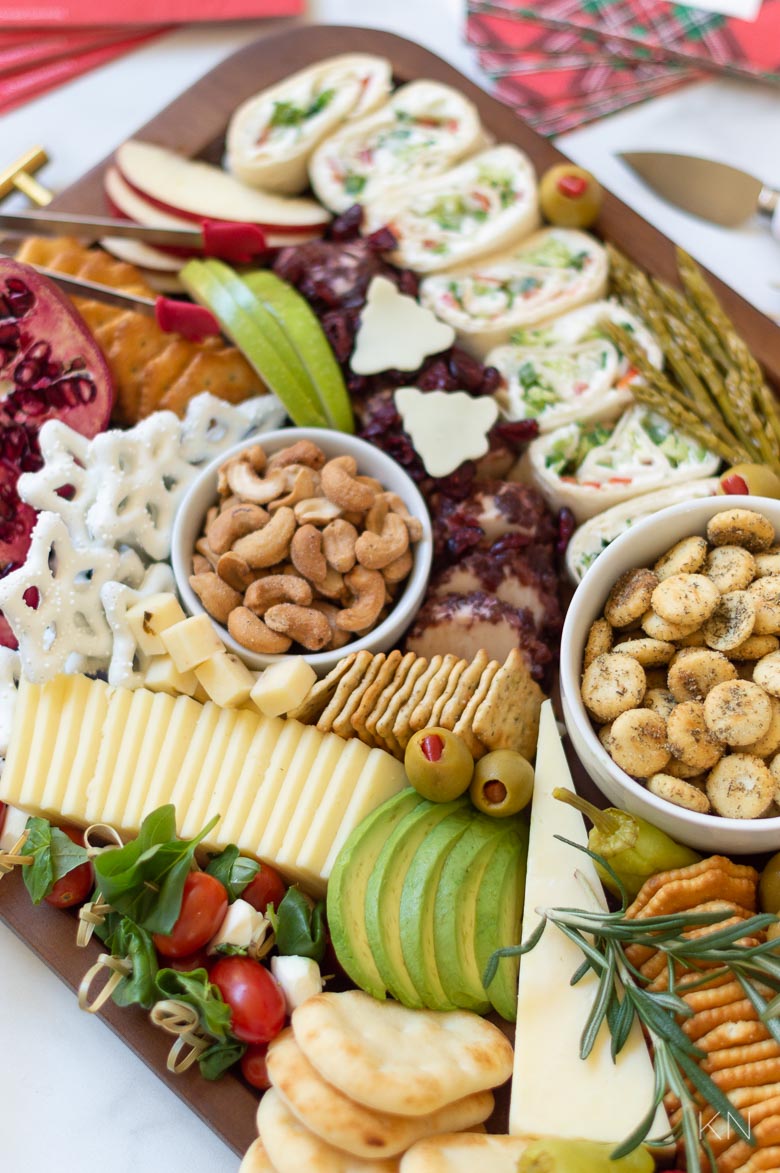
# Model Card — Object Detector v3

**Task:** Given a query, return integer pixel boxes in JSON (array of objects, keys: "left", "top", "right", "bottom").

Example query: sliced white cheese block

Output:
[
  {"left": 0, "top": 679, "right": 41, "bottom": 808},
  {"left": 490, "top": 300, "right": 659, "bottom": 432},
  {"left": 167, "top": 703, "right": 222, "bottom": 833},
  {"left": 566, "top": 477, "right": 721, "bottom": 583},
  {"left": 293, "top": 738, "right": 373, "bottom": 893},
  {"left": 137, "top": 694, "right": 203, "bottom": 823},
  {"left": 309, "top": 80, "right": 484, "bottom": 214},
  {"left": 519, "top": 404, "right": 721, "bottom": 523},
  {"left": 257, "top": 727, "right": 338, "bottom": 862},
  {"left": 363, "top": 145, "right": 539, "bottom": 274},
  {"left": 273, "top": 733, "right": 348, "bottom": 872},
  {"left": 509, "top": 700, "right": 668, "bottom": 1143},
  {"left": 60, "top": 681, "right": 111, "bottom": 824},
  {"left": 100, "top": 688, "right": 157, "bottom": 830},
  {"left": 212, "top": 716, "right": 285, "bottom": 851},
  {"left": 235, "top": 720, "right": 308, "bottom": 857},
  {"left": 419, "top": 228, "right": 608, "bottom": 358},
  {"left": 0, "top": 804, "right": 30, "bottom": 853},
  {"left": 15, "top": 677, "right": 70, "bottom": 818},
  {"left": 226, "top": 53, "right": 392, "bottom": 193},
  {"left": 84, "top": 687, "right": 134, "bottom": 825},
  {"left": 183, "top": 708, "right": 260, "bottom": 841},
  {"left": 320, "top": 749, "right": 408, "bottom": 880},
  {"left": 174, "top": 706, "right": 240, "bottom": 840},
  {"left": 115, "top": 691, "right": 177, "bottom": 833},
  {"left": 394, "top": 386, "right": 497, "bottom": 479},
  {"left": 40, "top": 677, "right": 106, "bottom": 820},
  {"left": 351, "top": 276, "right": 455, "bottom": 375}
]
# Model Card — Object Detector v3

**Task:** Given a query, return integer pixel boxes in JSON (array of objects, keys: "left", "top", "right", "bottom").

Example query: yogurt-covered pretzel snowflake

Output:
[
  {"left": 178, "top": 392, "right": 286, "bottom": 466},
  {"left": 101, "top": 562, "right": 176, "bottom": 689},
  {"left": 17, "top": 421, "right": 95, "bottom": 546}
]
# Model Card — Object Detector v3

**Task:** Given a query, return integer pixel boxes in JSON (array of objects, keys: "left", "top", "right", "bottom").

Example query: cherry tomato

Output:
[
  {"left": 152, "top": 871, "right": 228, "bottom": 959},
  {"left": 240, "top": 1044, "right": 271, "bottom": 1090},
  {"left": 167, "top": 947, "right": 210, "bottom": 973},
  {"left": 44, "top": 824, "right": 94, "bottom": 909},
  {"left": 210, "top": 956, "right": 286, "bottom": 1045},
  {"left": 242, "top": 863, "right": 287, "bottom": 915}
]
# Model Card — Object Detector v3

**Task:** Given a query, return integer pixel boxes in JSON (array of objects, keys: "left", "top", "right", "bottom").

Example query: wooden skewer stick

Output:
[{"left": 0, "top": 146, "right": 54, "bottom": 207}]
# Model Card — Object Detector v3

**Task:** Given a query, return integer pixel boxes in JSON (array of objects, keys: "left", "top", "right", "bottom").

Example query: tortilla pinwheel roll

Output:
[
  {"left": 363, "top": 144, "right": 539, "bottom": 274},
  {"left": 226, "top": 54, "right": 392, "bottom": 193},
  {"left": 565, "top": 478, "right": 721, "bottom": 582},
  {"left": 489, "top": 300, "right": 661, "bottom": 432},
  {"left": 418, "top": 228, "right": 607, "bottom": 357},
  {"left": 518, "top": 405, "right": 721, "bottom": 523},
  {"left": 308, "top": 80, "right": 484, "bottom": 214}
]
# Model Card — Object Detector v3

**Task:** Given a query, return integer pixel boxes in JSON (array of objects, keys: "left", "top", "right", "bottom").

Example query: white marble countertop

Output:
[{"left": 1, "top": 5, "right": 778, "bottom": 1171}]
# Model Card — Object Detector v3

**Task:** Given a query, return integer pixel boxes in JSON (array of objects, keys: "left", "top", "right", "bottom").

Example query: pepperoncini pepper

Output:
[
  {"left": 553, "top": 788, "right": 700, "bottom": 901},
  {"left": 518, "top": 1138, "right": 655, "bottom": 1173}
]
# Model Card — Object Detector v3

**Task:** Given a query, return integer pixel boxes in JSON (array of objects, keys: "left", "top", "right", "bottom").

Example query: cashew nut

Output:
[
  {"left": 356, "top": 475, "right": 384, "bottom": 495},
  {"left": 217, "top": 446, "right": 265, "bottom": 495},
  {"left": 217, "top": 551, "right": 257, "bottom": 593},
  {"left": 227, "top": 462, "right": 289, "bottom": 505},
  {"left": 228, "top": 606, "right": 291, "bottom": 654},
  {"left": 268, "top": 466, "right": 320, "bottom": 512},
  {"left": 291, "top": 524, "right": 328, "bottom": 584},
  {"left": 365, "top": 496, "right": 389, "bottom": 536},
  {"left": 383, "top": 547, "right": 413, "bottom": 584},
  {"left": 355, "top": 512, "right": 409, "bottom": 571},
  {"left": 195, "top": 536, "right": 219, "bottom": 570},
  {"left": 321, "top": 456, "right": 377, "bottom": 513},
  {"left": 322, "top": 519, "right": 358, "bottom": 573},
  {"left": 336, "top": 566, "right": 386, "bottom": 632},
  {"left": 310, "top": 601, "right": 351, "bottom": 650},
  {"left": 294, "top": 497, "right": 343, "bottom": 526},
  {"left": 244, "top": 575, "right": 313, "bottom": 614},
  {"left": 192, "top": 553, "right": 212, "bottom": 576},
  {"left": 264, "top": 603, "right": 332, "bottom": 651},
  {"left": 189, "top": 572, "right": 242, "bottom": 625},
  {"left": 205, "top": 504, "right": 219, "bottom": 530},
  {"left": 207, "top": 502, "right": 269, "bottom": 556},
  {"left": 267, "top": 440, "right": 327, "bottom": 471},
  {"left": 232, "top": 506, "right": 296, "bottom": 569},
  {"left": 316, "top": 566, "right": 347, "bottom": 601},
  {"left": 384, "top": 493, "right": 424, "bottom": 542}
]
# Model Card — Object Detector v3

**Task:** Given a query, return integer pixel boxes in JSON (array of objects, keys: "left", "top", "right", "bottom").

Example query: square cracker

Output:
[
  {"left": 429, "top": 659, "right": 468, "bottom": 729},
  {"left": 351, "top": 650, "right": 402, "bottom": 743},
  {"left": 440, "top": 650, "right": 489, "bottom": 731},
  {"left": 410, "top": 655, "right": 460, "bottom": 733},
  {"left": 287, "top": 654, "right": 357, "bottom": 724},
  {"left": 317, "top": 651, "right": 375, "bottom": 733},
  {"left": 392, "top": 656, "right": 442, "bottom": 745},
  {"left": 370, "top": 656, "right": 419, "bottom": 755},
  {"left": 332, "top": 653, "right": 388, "bottom": 740},
  {"left": 472, "top": 648, "right": 544, "bottom": 762},
  {"left": 454, "top": 661, "right": 500, "bottom": 758}
]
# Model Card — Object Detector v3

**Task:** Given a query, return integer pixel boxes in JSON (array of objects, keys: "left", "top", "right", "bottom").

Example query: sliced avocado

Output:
[
  {"left": 432, "top": 816, "right": 517, "bottom": 1013},
  {"left": 399, "top": 805, "right": 476, "bottom": 1011},
  {"left": 327, "top": 788, "right": 422, "bottom": 1000},
  {"left": 473, "top": 822, "right": 529, "bottom": 1021},
  {"left": 242, "top": 270, "right": 354, "bottom": 434},
  {"left": 365, "top": 797, "right": 469, "bottom": 1009},
  {"left": 179, "top": 259, "right": 327, "bottom": 427}
]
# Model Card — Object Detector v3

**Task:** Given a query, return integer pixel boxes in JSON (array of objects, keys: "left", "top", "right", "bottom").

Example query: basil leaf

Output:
[
  {"left": 156, "top": 967, "right": 233, "bottom": 1040},
  {"left": 275, "top": 887, "right": 327, "bottom": 962},
  {"left": 199, "top": 1039, "right": 246, "bottom": 1081},
  {"left": 22, "top": 817, "right": 90, "bottom": 904},
  {"left": 94, "top": 805, "right": 219, "bottom": 933},
  {"left": 105, "top": 917, "right": 159, "bottom": 1008},
  {"left": 206, "top": 845, "right": 259, "bottom": 903}
]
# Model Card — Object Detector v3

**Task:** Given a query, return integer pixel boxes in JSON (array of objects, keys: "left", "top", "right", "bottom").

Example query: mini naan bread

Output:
[
  {"left": 291, "top": 990, "right": 514, "bottom": 1117},
  {"left": 238, "top": 1136, "right": 276, "bottom": 1173},
  {"left": 257, "top": 1087, "right": 400, "bottom": 1173},
  {"left": 266, "top": 1028, "right": 494, "bottom": 1159},
  {"left": 399, "top": 1133, "right": 530, "bottom": 1173}
]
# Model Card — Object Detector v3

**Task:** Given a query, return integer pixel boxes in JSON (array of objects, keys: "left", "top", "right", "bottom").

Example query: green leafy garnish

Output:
[
  {"left": 199, "top": 1039, "right": 247, "bottom": 1081},
  {"left": 271, "top": 887, "right": 326, "bottom": 962},
  {"left": 103, "top": 917, "right": 159, "bottom": 1008},
  {"left": 155, "top": 968, "right": 244, "bottom": 1080},
  {"left": 21, "top": 816, "right": 90, "bottom": 904},
  {"left": 94, "top": 805, "right": 219, "bottom": 934},
  {"left": 343, "top": 173, "right": 367, "bottom": 196},
  {"left": 206, "top": 845, "right": 260, "bottom": 903},
  {"left": 269, "top": 88, "right": 335, "bottom": 128}
]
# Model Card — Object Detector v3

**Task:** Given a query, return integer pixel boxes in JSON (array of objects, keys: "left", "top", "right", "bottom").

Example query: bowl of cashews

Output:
[
  {"left": 560, "top": 494, "right": 780, "bottom": 853},
  {"left": 171, "top": 428, "right": 433, "bottom": 673}
]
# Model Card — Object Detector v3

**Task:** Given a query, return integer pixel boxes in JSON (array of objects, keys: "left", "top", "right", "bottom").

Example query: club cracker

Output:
[
  {"left": 332, "top": 652, "right": 388, "bottom": 739},
  {"left": 410, "top": 654, "right": 460, "bottom": 733},
  {"left": 439, "top": 650, "right": 489, "bottom": 731},
  {"left": 351, "top": 649, "right": 403, "bottom": 743},
  {"left": 372, "top": 654, "right": 424, "bottom": 755},
  {"left": 472, "top": 648, "right": 544, "bottom": 761},
  {"left": 287, "top": 653, "right": 357, "bottom": 724},
  {"left": 392, "top": 656, "right": 442, "bottom": 748},
  {"left": 429, "top": 658, "right": 469, "bottom": 728},
  {"left": 453, "top": 661, "right": 500, "bottom": 758},
  {"left": 317, "top": 650, "right": 375, "bottom": 733}
]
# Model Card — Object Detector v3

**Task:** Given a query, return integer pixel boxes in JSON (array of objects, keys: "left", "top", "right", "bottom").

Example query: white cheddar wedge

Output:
[
  {"left": 250, "top": 657, "right": 316, "bottom": 719},
  {"left": 38, "top": 676, "right": 104, "bottom": 820},
  {"left": 321, "top": 750, "right": 408, "bottom": 878},
  {"left": 274, "top": 733, "right": 346, "bottom": 871},
  {"left": 213, "top": 716, "right": 286, "bottom": 851},
  {"left": 101, "top": 689, "right": 158, "bottom": 830},
  {"left": 126, "top": 591, "right": 186, "bottom": 656},
  {"left": 175, "top": 706, "right": 240, "bottom": 840},
  {"left": 237, "top": 721, "right": 308, "bottom": 858},
  {"left": 195, "top": 651, "right": 256, "bottom": 708},
  {"left": 143, "top": 653, "right": 199, "bottom": 697},
  {"left": 84, "top": 688, "right": 133, "bottom": 824},
  {"left": 294, "top": 738, "right": 373, "bottom": 891},
  {"left": 161, "top": 614, "right": 225, "bottom": 674},
  {"left": 60, "top": 680, "right": 111, "bottom": 824},
  {"left": 139, "top": 694, "right": 203, "bottom": 822},
  {"left": 256, "top": 726, "right": 326, "bottom": 860},
  {"left": 117, "top": 691, "right": 177, "bottom": 834},
  {"left": 167, "top": 703, "right": 223, "bottom": 833},
  {"left": 0, "top": 679, "right": 41, "bottom": 807},
  {"left": 509, "top": 700, "right": 668, "bottom": 1143},
  {"left": 182, "top": 708, "right": 260, "bottom": 841}
]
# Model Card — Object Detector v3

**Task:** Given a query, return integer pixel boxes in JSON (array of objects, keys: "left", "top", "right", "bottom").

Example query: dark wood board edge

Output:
[
  {"left": 46, "top": 22, "right": 780, "bottom": 387},
  {"left": 0, "top": 867, "right": 258, "bottom": 1156}
]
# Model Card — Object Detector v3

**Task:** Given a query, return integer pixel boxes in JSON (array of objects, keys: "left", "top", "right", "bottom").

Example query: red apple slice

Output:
[
  {"left": 104, "top": 165, "right": 321, "bottom": 251},
  {"left": 115, "top": 139, "right": 330, "bottom": 233}
]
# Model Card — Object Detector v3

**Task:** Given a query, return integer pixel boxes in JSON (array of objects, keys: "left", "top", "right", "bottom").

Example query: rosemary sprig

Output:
[{"left": 485, "top": 838, "right": 777, "bottom": 1173}]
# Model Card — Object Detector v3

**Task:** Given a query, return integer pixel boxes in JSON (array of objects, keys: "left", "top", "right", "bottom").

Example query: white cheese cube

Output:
[
  {"left": 250, "top": 657, "right": 316, "bottom": 718},
  {"left": 195, "top": 652, "right": 257, "bottom": 708},
  {"left": 142, "top": 654, "right": 199, "bottom": 697},
  {"left": 207, "top": 899, "right": 270, "bottom": 954},
  {"left": 160, "top": 613, "right": 225, "bottom": 673},
  {"left": 126, "top": 592, "right": 186, "bottom": 656},
  {"left": 0, "top": 803, "right": 30, "bottom": 852},
  {"left": 270, "top": 955, "right": 323, "bottom": 1013}
]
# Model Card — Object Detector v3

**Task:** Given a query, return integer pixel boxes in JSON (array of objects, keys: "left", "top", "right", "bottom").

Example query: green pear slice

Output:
[
  {"left": 326, "top": 788, "right": 422, "bottom": 1000},
  {"left": 399, "top": 806, "right": 475, "bottom": 1011},
  {"left": 179, "top": 259, "right": 327, "bottom": 427},
  {"left": 364, "top": 798, "right": 469, "bottom": 1009},
  {"left": 473, "top": 823, "right": 529, "bottom": 1021},
  {"left": 432, "top": 816, "right": 509, "bottom": 1013},
  {"left": 243, "top": 270, "right": 354, "bottom": 434}
]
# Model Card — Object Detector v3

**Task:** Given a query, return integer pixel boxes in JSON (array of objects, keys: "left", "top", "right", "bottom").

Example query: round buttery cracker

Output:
[
  {"left": 257, "top": 1087, "right": 400, "bottom": 1173},
  {"left": 266, "top": 1028, "right": 493, "bottom": 1159},
  {"left": 291, "top": 991, "right": 514, "bottom": 1117}
]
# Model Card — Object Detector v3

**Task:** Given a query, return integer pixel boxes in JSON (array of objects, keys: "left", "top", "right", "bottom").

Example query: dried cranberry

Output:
[
  {"left": 494, "top": 419, "right": 540, "bottom": 448},
  {"left": 397, "top": 270, "right": 419, "bottom": 299},
  {"left": 478, "top": 366, "right": 501, "bottom": 396},
  {"left": 322, "top": 312, "right": 355, "bottom": 363},
  {"left": 447, "top": 348, "right": 484, "bottom": 392},
  {"left": 327, "top": 204, "right": 363, "bottom": 241},
  {"left": 365, "top": 226, "right": 397, "bottom": 253},
  {"left": 556, "top": 507, "right": 576, "bottom": 554},
  {"left": 417, "top": 360, "right": 456, "bottom": 391}
]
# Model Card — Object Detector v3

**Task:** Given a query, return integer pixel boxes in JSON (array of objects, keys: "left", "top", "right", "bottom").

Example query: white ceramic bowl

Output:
[
  {"left": 560, "top": 494, "right": 780, "bottom": 855},
  {"left": 171, "top": 427, "right": 433, "bottom": 673}
]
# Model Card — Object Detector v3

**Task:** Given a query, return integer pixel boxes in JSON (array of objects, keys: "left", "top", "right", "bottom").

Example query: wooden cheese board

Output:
[{"left": 1, "top": 22, "right": 778, "bottom": 1163}]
